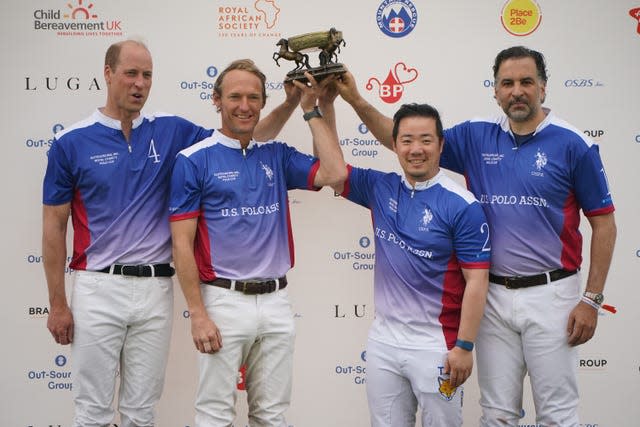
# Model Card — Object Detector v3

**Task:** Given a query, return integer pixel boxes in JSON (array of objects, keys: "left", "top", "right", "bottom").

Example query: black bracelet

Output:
[{"left": 303, "top": 106, "right": 322, "bottom": 121}]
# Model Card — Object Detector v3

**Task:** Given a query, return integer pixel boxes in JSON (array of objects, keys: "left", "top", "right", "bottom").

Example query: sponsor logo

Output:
[
  {"left": 33, "top": 0, "right": 124, "bottom": 37},
  {"left": 334, "top": 304, "right": 368, "bottom": 319},
  {"left": 339, "top": 124, "right": 381, "bottom": 159},
  {"left": 478, "top": 194, "right": 549, "bottom": 208},
  {"left": 217, "top": 1, "right": 282, "bottom": 38},
  {"left": 25, "top": 123, "right": 63, "bottom": 156},
  {"left": 375, "top": 226, "right": 434, "bottom": 259},
  {"left": 579, "top": 358, "right": 608, "bottom": 370},
  {"left": 481, "top": 152, "right": 505, "bottom": 165},
  {"left": 418, "top": 208, "right": 433, "bottom": 231},
  {"left": 584, "top": 129, "right": 605, "bottom": 141},
  {"left": 630, "top": 7, "right": 640, "bottom": 34},
  {"left": 26, "top": 254, "right": 74, "bottom": 275},
  {"left": 27, "top": 355, "right": 72, "bottom": 391},
  {"left": 367, "top": 62, "right": 418, "bottom": 104},
  {"left": 376, "top": 0, "right": 418, "bottom": 38},
  {"left": 437, "top": 369, "right": 458, "bottom": 401},
  {"left": 24, "top": 76, "right": 102, "bottom": 92},
  {"left": 634, "top": 133, "right": 640, "bottom": 144},
  {"left": 334, "top": 350, "right": 367, "bottom": 384},
  {"left": 331, "top": 236, "right": 375, "bottom": 271},
  {"left": 500, "top": 0, "right": 542, "bottom": 36},
  {"left": 563, "top": 78, "right": 604, "bottom": 88},
  {"left": 260, "top": 161, "right": 274, "bottom": 182},
  {"left": 532, "top": 149, "right": 547, "bottom": 176}
]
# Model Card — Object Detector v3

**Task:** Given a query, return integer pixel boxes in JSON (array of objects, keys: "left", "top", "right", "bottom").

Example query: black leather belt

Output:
[
  {"left": 206, "top": 276, "right": 287, "bottom": 295},
  {"left": 98, "top": 263, "right": 175, "bottom": 277},
  {"left": 490, "top": 269, "right": 578, "bottom": 289}
]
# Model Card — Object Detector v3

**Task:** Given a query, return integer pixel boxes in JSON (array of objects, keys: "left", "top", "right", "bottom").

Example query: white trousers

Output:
[
  {"left": 70, "top": 270, "right": 173, "bottom": 427},
  {"left": 195, "top": 284, "right": 295, "bottom": 427},
  {"left": 477, "top": 274, "right": 581, "bottom": 427},
  {"left": 365, "top": 339, "right": 463, "bottom": 427}
]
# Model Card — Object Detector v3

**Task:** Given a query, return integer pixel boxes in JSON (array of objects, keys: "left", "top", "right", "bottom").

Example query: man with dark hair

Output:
[
  {"left": 334, "top": 46, "right": 616, "bottom": 426},
  {"left": 322, "top": 94, "right": 490, "bottom": 427},
  {"left": 169, "top": 60, "right": 346, "bottom": 426},
  {"left": 42, "top": 40, "right": 300, "bottom": 427}
]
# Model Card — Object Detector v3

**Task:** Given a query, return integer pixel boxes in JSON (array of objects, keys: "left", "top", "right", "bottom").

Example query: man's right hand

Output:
[
  {"left": 190, "top": 311, "right": 223, "bottom": 353},
  {"left": 47, "top": 304, "right": 74, "bottom": 345}
]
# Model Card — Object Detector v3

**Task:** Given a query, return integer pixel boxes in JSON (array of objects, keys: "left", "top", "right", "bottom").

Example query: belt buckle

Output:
[
  {"left": 121, "top": 264, "right": 145, "bottom": 277},
  {"left": 504, "top": 277, "right": 518, "bottom": 289},
  {"left": 237, "top": 281, "right": 257, "bottom": 295}
]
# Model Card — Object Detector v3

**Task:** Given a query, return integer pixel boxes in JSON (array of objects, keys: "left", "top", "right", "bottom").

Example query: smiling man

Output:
[
  {"left": 169, "top": 59, "right": 346, "bottom": 426},
  {"left": 326, "top": 101, "right": 490, "bottom": 427}
]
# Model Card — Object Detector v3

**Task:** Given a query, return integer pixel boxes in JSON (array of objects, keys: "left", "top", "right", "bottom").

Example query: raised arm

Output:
[
  {"left": 171, "top": 217, "right": 222, "bottom": 354},
  {"left": 335, "top": 70, "right": 394, "bottom": 150},
  {"left": 42, "top": 203, "right": 74, "bottom": 345},
  {"left": 293, "top": 74, "right": 347, "bottom": 188},
  {"left": 253, "top": 81, "right": 302, "bottom": 141}
]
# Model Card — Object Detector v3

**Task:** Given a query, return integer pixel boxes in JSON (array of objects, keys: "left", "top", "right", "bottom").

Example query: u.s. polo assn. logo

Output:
[
  {"left": 260, "top": 161, "right": 274, "bottom": 184},
  {"left": 418, "top": 208, "right": 433, "bottom": 231},
  {"left": 531, "top": 149, "right": 547, "bottom": 177}
]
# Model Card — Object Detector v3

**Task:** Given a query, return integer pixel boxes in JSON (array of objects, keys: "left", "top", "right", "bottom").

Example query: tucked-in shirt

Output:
[
  {"left": 169, "top": 130, "right": 319, "bottom": 281},
  {"left": 43, "top": 109, "right": 211, "bottom": 270},
  {"left": 441, "top": 109, "right": 615, "bottom": 276}
]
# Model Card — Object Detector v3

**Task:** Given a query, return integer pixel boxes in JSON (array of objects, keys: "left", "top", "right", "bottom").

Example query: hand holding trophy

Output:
[{"left": 273, "top": 27, "right": 347, "bottom": 83}]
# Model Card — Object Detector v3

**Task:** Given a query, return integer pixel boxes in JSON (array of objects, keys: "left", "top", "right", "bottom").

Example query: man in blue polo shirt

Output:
[
  {"left": 42, "top": 39, "right": 300, "bottom": 427},
  {"left": 322, "top": 97, "right": 490, "bottom": 426},
  {"left": 169, "top": 60, "right": 346, "bottom": 426}
]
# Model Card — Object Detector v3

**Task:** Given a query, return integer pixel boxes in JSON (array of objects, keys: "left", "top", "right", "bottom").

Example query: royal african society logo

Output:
[
  {"left": 218, "top": 1, "right": 282, "bottom": 38},
  {"left": 33, "top": 0, "right": 124, "bottom": 37},
  {"left": 376, "top": 0, "right": 418, "bottom": 38},
  {"left": 500, "top": 0, "right": 542, "bottom": 36}
]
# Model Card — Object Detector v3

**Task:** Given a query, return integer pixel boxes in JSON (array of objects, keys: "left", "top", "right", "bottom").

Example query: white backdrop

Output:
[{"left": 1, "top": 1, "right": 639, "bottom": 426}]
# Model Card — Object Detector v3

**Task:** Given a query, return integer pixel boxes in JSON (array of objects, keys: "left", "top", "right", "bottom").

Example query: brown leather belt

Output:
[
  {"left": 205, "top": 276, "right": 287, "bottom": 295},
  {"left": 489, "top": 269, "right": 578, "bottom": 289}
]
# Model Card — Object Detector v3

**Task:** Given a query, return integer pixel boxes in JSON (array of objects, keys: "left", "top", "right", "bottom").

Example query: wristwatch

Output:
[
  {"left": 303, "top": 106, "right": 322, "bottom": 121},
  {"left": 583, "top": 291, "right": 604, "bottom": 305}
]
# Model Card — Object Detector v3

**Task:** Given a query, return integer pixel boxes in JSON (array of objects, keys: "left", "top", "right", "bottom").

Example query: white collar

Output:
[
  {"left": 401, "top": 169, "right": 443, "bottom": 192},
  {"left": 214, "top": 129, "right": 257, "bottom": 150}
]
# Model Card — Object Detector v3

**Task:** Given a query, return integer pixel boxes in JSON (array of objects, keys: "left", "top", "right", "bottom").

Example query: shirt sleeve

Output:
[
  {"left": 441, "top": 122, "right": 472, "bottom": 174},
  {"left": 452, "top": 201, "right": 491, "bottom": 268},
  {"left": 169, "top": 153, "right": 202, "bottom": 221},
  {"left": 281, "top": 143, "right": 321, "bottom": 190},
  {"left": 573, "top": 145, "right": 615, "bottom": 216},
  {"left": 43, "top": 138, "right": 74, "bottom": 205},
  {"left": 340, "top": 166, "right": 385, "bottom": 209}
]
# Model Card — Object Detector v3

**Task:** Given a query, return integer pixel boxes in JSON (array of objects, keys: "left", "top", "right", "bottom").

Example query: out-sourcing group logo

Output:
[
  {"left": 217, "top": 1, "right": 282, "bottom": 38},
  {"left": 630, "top": 7, "right": 640, "bottom": 34},
  {"left": 367, "top": 62, "right": 419, "bottom": 104},
  {"left": 376, "top": 0, "right": 418, "bottom": 38},
  {"left": 33, "top": 0, "right": 124, "bottom": 37},
  {"left": 500, "top": 0, "right": 542, "bottom": 36}
]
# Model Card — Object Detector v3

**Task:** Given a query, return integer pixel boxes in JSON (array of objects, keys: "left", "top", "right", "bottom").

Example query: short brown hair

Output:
[{"left": 214, "top": 59, "right": 267, "bottom": 106}]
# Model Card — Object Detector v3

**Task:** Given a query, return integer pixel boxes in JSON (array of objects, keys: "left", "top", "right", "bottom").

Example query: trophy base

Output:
[{"left": 285, "top": 63, "right": 346, "bottom": 83}]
